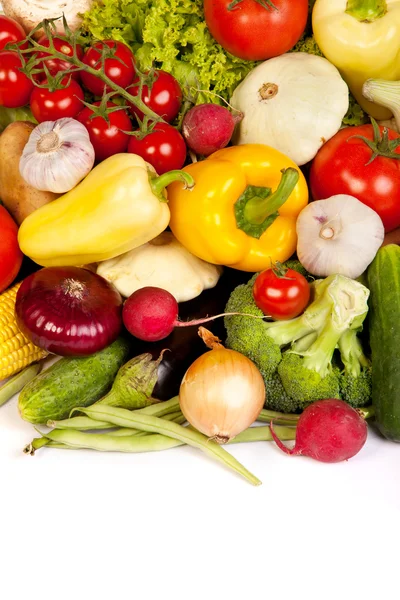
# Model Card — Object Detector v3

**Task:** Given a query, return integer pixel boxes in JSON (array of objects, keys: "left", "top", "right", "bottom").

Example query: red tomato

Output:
[
  {"left": 203, "top": 0, "right": 308, "bottom": 61},
  {"left": 310, "top": 124, "right": 400, "bottom": 233},
  {"left": 127, "top": 70, "right": 182, "bottom": 123},
  {"left": 35, "top": 36, "right": 83, "bottom": 80},
  {"left": 76, "top": 101, "right": 133, "bottom": 162},
  {"left": 127, "top": 123, "right": 187, "bottom": 174},
  {"left": 0, "top": 51, "right": 33, "bottom": 108},
  {"left": 0, "top": 205, "right": 23, "bottom": 293},
  {"left": 0, "top": 15, "right": 28, "bottom": 50},
  {"left": 81, "top": 40, "right": 135, "bottom": 97},
  {"left": 30, "top": 76, "right": 84, "bottom": 122},
  {"left": 253, "top": 267, "right": 310, "bottom": 320}
]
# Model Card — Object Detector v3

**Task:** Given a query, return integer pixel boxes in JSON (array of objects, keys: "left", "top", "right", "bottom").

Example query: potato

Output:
[{"left": 0, "top": 122, "right": 60, "bottom": 225}]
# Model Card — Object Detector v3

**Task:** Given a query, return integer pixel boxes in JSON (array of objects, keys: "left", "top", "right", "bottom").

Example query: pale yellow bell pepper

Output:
[
  {"left": 313, "top": 0, "right": 400, "bottom": 119},
  {"left": 18, "top": 153, "right": 194, "bottom": 267}
]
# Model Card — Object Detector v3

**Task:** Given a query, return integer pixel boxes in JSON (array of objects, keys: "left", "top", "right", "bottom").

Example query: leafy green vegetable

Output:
[
  {"left": 0, "top": 106, "right": 37, "bottom": 133},
  {"left": 82, "top": 0, "right": 257, "bottom": 103}
]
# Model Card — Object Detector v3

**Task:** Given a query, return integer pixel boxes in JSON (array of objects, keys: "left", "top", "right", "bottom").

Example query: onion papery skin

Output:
[
  {"left": 179, "top": 347, "right": 265, "bottom": 443},
  {"left": 15, "top": 267, "right": 123, "bottom": 356}
]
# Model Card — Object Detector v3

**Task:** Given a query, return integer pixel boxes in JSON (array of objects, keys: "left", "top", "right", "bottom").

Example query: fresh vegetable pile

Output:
[{"left": 1, "top": 0, "right": 399, "bottom": 485}]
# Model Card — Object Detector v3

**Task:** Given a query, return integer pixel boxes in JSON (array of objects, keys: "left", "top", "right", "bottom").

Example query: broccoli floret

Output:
[
  {"left": 338, "top": 329, "right": 372, "bottom": 408},
  {"left": 225, "top": 272, "right": 371, "bottom": 414},
  {"left": 225, "top": 275, "right": 281, "bottom": 378},
  {"left": 264, "top": 371, "right": 301, "bottom": 414},
  {"left": 280, "top": 259, "right": 314, "bottom": 282},
  {"left": 278, "top": 353, "right": 341, "bottom": 406}
]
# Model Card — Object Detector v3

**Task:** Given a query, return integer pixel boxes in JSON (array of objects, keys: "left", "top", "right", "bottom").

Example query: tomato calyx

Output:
[
  {"left": 348, "top": 117, "right": 400, "bottom": 165},
  {"left": 270, "top": 261, "right": 296, "bottom": 281},
  {"left": 228, "top": 0, "right": 278, "bottom": 12},
  {"left": 79, "top": 91, "right": 129, "bottom": 125}
]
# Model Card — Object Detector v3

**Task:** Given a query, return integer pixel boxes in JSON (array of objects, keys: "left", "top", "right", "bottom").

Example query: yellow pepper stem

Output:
[
  {"left": 234, "top": 167, "right": 299, "bottom": 240},
  {"left": 345, "top": 0, "right": 387, "bottom": 22},
  {"left": 150, "top": 170, "right": 195, "bottom": 201}
]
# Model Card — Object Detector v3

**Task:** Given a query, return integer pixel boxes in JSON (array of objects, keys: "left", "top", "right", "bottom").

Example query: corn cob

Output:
[{"left": 0, "top": 282, "right": 48, "bottom": 380}]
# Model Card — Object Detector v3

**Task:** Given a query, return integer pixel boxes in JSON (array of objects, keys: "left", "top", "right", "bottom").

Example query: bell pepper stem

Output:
[
  {"left": 235, "top": 167, "right": 299, "bottom": 240},
  {"left": 150, "top": 170, "right": 195, "bottom": 201},
  {"left": 345, "top": 0, "right": 387, "bottom": 22}
]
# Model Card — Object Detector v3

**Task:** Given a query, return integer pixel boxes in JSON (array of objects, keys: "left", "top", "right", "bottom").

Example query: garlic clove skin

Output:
[
  {"left": 296, "top": 195, "right": 385, "bottom": 280},
  {"left": 20, "top": 118, "right": 95, "bottom": 194}
]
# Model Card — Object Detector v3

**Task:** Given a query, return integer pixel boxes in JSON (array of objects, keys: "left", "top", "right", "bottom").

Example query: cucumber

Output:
[
  {"left": 368, "top": 245, "right": 400, "bottom": 441},
  {"left": 18, "top": 338, "right": 130, "bottom": 424}
]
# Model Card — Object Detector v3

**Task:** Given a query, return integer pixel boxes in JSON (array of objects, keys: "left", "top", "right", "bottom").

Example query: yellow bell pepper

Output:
[
  {"left": 18, "top": 153, "right": 194, "bottom": 267},
  {"left": 167, "top": 144, "right": 308, "bottom": 272},
  {"left": 313, "top": 0, "right": 400, "bottom": 120}
]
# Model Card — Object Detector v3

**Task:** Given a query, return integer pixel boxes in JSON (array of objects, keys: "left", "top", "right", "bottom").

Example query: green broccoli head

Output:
[
  {"left": 278, "top": 353, "right": 341, "bottom": 406},
  {"left": 337, "top": 329, "right": 372, "bottom": 408},
  {"left": 264, "top": 371, "right": 301, "bottom": 414},
  {"left": 225, "top": 275, "right": 281, "bottom": 378}
]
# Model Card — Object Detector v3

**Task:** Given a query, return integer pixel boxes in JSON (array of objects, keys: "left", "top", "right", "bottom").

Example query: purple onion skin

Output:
[{"left": 15, "top": 267, "right": 123, "bottom": 357}]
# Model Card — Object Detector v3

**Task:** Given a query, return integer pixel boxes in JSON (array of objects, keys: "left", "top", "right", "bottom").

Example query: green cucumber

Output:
[
  {"left": 368, "top": 245, "right": 400, "bottom": 441},
  {"left": 18, "top": 338, "right": 130, "bottom": 424}
]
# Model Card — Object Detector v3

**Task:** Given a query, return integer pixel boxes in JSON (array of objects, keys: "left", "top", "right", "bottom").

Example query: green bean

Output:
[
  {"left": 257, "top": 408, "right": 299, "bottom": 426},
  {"left": 110, "top": 411, "right": 185, "bottom": 437},
  {"left": 77, "top": 404, "right": 262, "bottom": 486},
  {"left": 0, "top": 364, "right": 41, "bottom": 407},
  {"left": 35, "top": 425, "right": 296, "bottom": 452}
]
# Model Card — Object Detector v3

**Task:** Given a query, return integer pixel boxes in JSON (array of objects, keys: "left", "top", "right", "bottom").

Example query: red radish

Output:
[
  {"left": 269, "top": 399, "right": 368, "bottom": 463},
  {"left": 182, "top": 104, "right": 243, "bottom": 156},
  {"left": 122, "top": 286, "right": 262, "bottom": 342}
]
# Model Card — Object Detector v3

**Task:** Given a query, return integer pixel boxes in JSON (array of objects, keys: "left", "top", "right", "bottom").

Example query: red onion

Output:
[{"left": 15, "top": 267, "right": 123, "bottom": 356}]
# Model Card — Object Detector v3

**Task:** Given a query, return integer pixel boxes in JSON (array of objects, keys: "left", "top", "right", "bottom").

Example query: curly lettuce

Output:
[{"left": 82, "top": 0, "right": 257, "bottom": 102}]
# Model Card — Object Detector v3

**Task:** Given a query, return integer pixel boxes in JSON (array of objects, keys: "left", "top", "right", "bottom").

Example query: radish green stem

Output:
[
  {"left": 258, "top": 408, "right": 299, "bottom": 426},
  {"left": 76, "top": 404, "right": 262, "bottom": 486},
  {"left": 0, "top": 364, "right": 41, "bottom": 407}
]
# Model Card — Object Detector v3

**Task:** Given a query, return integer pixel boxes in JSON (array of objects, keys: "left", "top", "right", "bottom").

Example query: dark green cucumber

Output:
[
  {"left": 368, "top": 245, "right": 400, "bottom": 441},
  {"left": 18, "top": 338, "right": 130, "bottom": 424}
]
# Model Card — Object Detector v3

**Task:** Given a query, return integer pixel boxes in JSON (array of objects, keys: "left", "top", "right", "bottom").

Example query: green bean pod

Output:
[{"left": 77, "top": 404, "right": 262, "bottom": 486}]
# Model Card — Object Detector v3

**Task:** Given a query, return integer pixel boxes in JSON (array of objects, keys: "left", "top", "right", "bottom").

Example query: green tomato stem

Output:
[
  {"left": 345, "top": 0, "right": 387, "bottom": 22},
  {"left": 0, "top": 364, "right": 41, "bottom": 407},
  {"left": 76, "top": 404, "right": 262, "bottom": 486}
]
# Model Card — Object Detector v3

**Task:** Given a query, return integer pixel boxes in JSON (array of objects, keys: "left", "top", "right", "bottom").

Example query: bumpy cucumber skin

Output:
[
  {"left": 18, "top": 338, "right": 130, "bottom": 424},
  {"left": 368, "top": 245, "right": 400, "bottom": 442}
]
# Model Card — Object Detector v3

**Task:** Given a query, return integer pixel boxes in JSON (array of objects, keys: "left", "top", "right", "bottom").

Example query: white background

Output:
[{"left": 1, "top": 392, "right": 399, "bottom": 600}]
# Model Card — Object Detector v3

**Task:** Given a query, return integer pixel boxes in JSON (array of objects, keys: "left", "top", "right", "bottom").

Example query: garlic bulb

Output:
[
  {"left": 296, "top": 195, "right": 385, "bottom": 279},
  {"left": 230, "top": 53, "right": 349, "bottom": 166},
  {"left": 97, "top": 231, "right": 223, "bottom": 302},
  {"left": 20, "top": 118, "right": 95, "bottom": 193}
]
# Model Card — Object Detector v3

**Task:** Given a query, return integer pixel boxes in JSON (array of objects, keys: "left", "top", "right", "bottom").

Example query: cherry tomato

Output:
[
  {"left": 253, "top": 266, "right": 310, "bottom": 320},
  {"left": 0, "top": 15, "right": 28, "bottom": 51},
  {"left": 0, "top": 205, "right": 23, "bottom": 293},
  {"left": 127, "top": 123, "right": 187, "bottom": 175},
  {"left": 127, "top": 70, "right": 182, "bottom": 123},
  {"left": 30, "top": 76, "right": 84, "bottom": 122},
  {"left": 35, "top": 36, "right": 83, "bottom": 81},
  {"left": 204, "top": 0, "right": 308, "bottom": 61},
  {"left": 76, "top": 101, "right": 133, "bottom": 162},
  {"left": 81, "top": 40, "right": 135, "bottom": 97},
  {"left": 0, "top": 51, "right": 33, "bottom": 108},
  {"left": 310, "top": 124, "right": 400, "bottom": 233}
]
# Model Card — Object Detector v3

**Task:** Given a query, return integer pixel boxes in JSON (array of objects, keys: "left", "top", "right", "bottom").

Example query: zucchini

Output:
[
  {"left": 368, "top": 245, "right": 400, "bottom": 441},
  {"left": 18, "top": 337, "right": 130, "bottom": 424}
]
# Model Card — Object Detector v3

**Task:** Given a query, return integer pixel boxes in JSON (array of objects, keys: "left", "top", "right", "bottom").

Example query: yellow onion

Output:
[{"left": 179, "top": 327, "right": 265, "bottom": 443}]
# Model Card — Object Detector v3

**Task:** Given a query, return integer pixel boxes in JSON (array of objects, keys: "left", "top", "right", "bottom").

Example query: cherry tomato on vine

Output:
[
  {"left": 253, "top": 266, "right": 310, "bottom": 320},
  {"left": 0, "top": 15, "right": 28, "bottom": 51},
  {"left": 76, "top": 101, "right": 133, "bottom": 162},
  {"left": 127, "top": 70, "right": 182, "bottom": 123},
  {"left": 0, "top": 51, "right": 33, "bottom": 108},
  {"left": 30, "top": 76, "right": 84, "bottom": 122},
  {"left": 127, "top": 123, "right": 187, "bottom": 175},
  {"left": 81, "top": 40, "right": 136, "bottom": 97},
  {"left": 203, "top": 0, "right": 308, "bottom": 61},
  {"left": 35, "top": 36, "right": 83, "bottom": 81}
]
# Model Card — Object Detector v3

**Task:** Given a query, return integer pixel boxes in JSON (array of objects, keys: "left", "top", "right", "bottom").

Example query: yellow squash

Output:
[
  {"left": 313, "top": 0, "right": 400, "bottom": 119},
  {"left": 18, "top": 153, "right": 193, "bottom": 267},
  {"left": 167, "top": 144, "right": 308, "bottom": 272}
]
